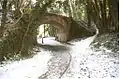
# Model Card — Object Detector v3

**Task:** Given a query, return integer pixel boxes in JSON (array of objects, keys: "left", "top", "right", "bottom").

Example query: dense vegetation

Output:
[{"left": 0, "top": 0, "right": 118, "bottom": 61}]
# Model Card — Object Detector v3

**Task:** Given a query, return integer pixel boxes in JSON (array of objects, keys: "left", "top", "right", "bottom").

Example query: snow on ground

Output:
[
  {"left": 0, "top": 51, "right": 52, "bottom": 79},
  {"left": 0, "top": 35, "right": 119, "bottom": 79},
  {"left": 61, "top": 34, "right": 119, "bottom": 79},
  {"left": 62, "top": 43, "right": 119, "bottom": 79},
  {"left": 37, "top": 37, "right": 63, "bottom": 45}
]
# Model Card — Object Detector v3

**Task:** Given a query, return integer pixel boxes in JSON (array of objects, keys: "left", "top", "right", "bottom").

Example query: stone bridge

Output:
[{"left": 39, "top": 13, "right": 96, "bottom": 42}]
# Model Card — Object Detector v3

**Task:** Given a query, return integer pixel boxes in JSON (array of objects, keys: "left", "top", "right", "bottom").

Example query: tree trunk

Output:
[
  {"left": 86, "top": 0, "right": 118, "bottom": 34},
  {"left": 86, "top": 3, "right": 91, "bottom": 27},
  {"left": 108, "top": 0, "right": 119, "bottom": 32},
  {"left": 0, "top": 0, "right": 7, "bottom": 38}
]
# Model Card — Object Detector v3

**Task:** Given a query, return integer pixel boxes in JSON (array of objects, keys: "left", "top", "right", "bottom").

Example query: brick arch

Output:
[
  {"left": 39, "top": 13, "right": 72, "bottom": 42},
  {"left": 38, "top": 13, "right": 96, "bottom": 42}
]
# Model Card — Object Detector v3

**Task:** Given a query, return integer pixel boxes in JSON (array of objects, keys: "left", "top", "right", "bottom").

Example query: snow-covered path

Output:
[
  {"left": 0, "top": 35, "right": 119, "bottom": 79},
  {"left": 0, "top": 51, "right": 52, "bottom": 79},
  {"left": 61, "top": 36, "right": 119, "bottom": 79}
]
